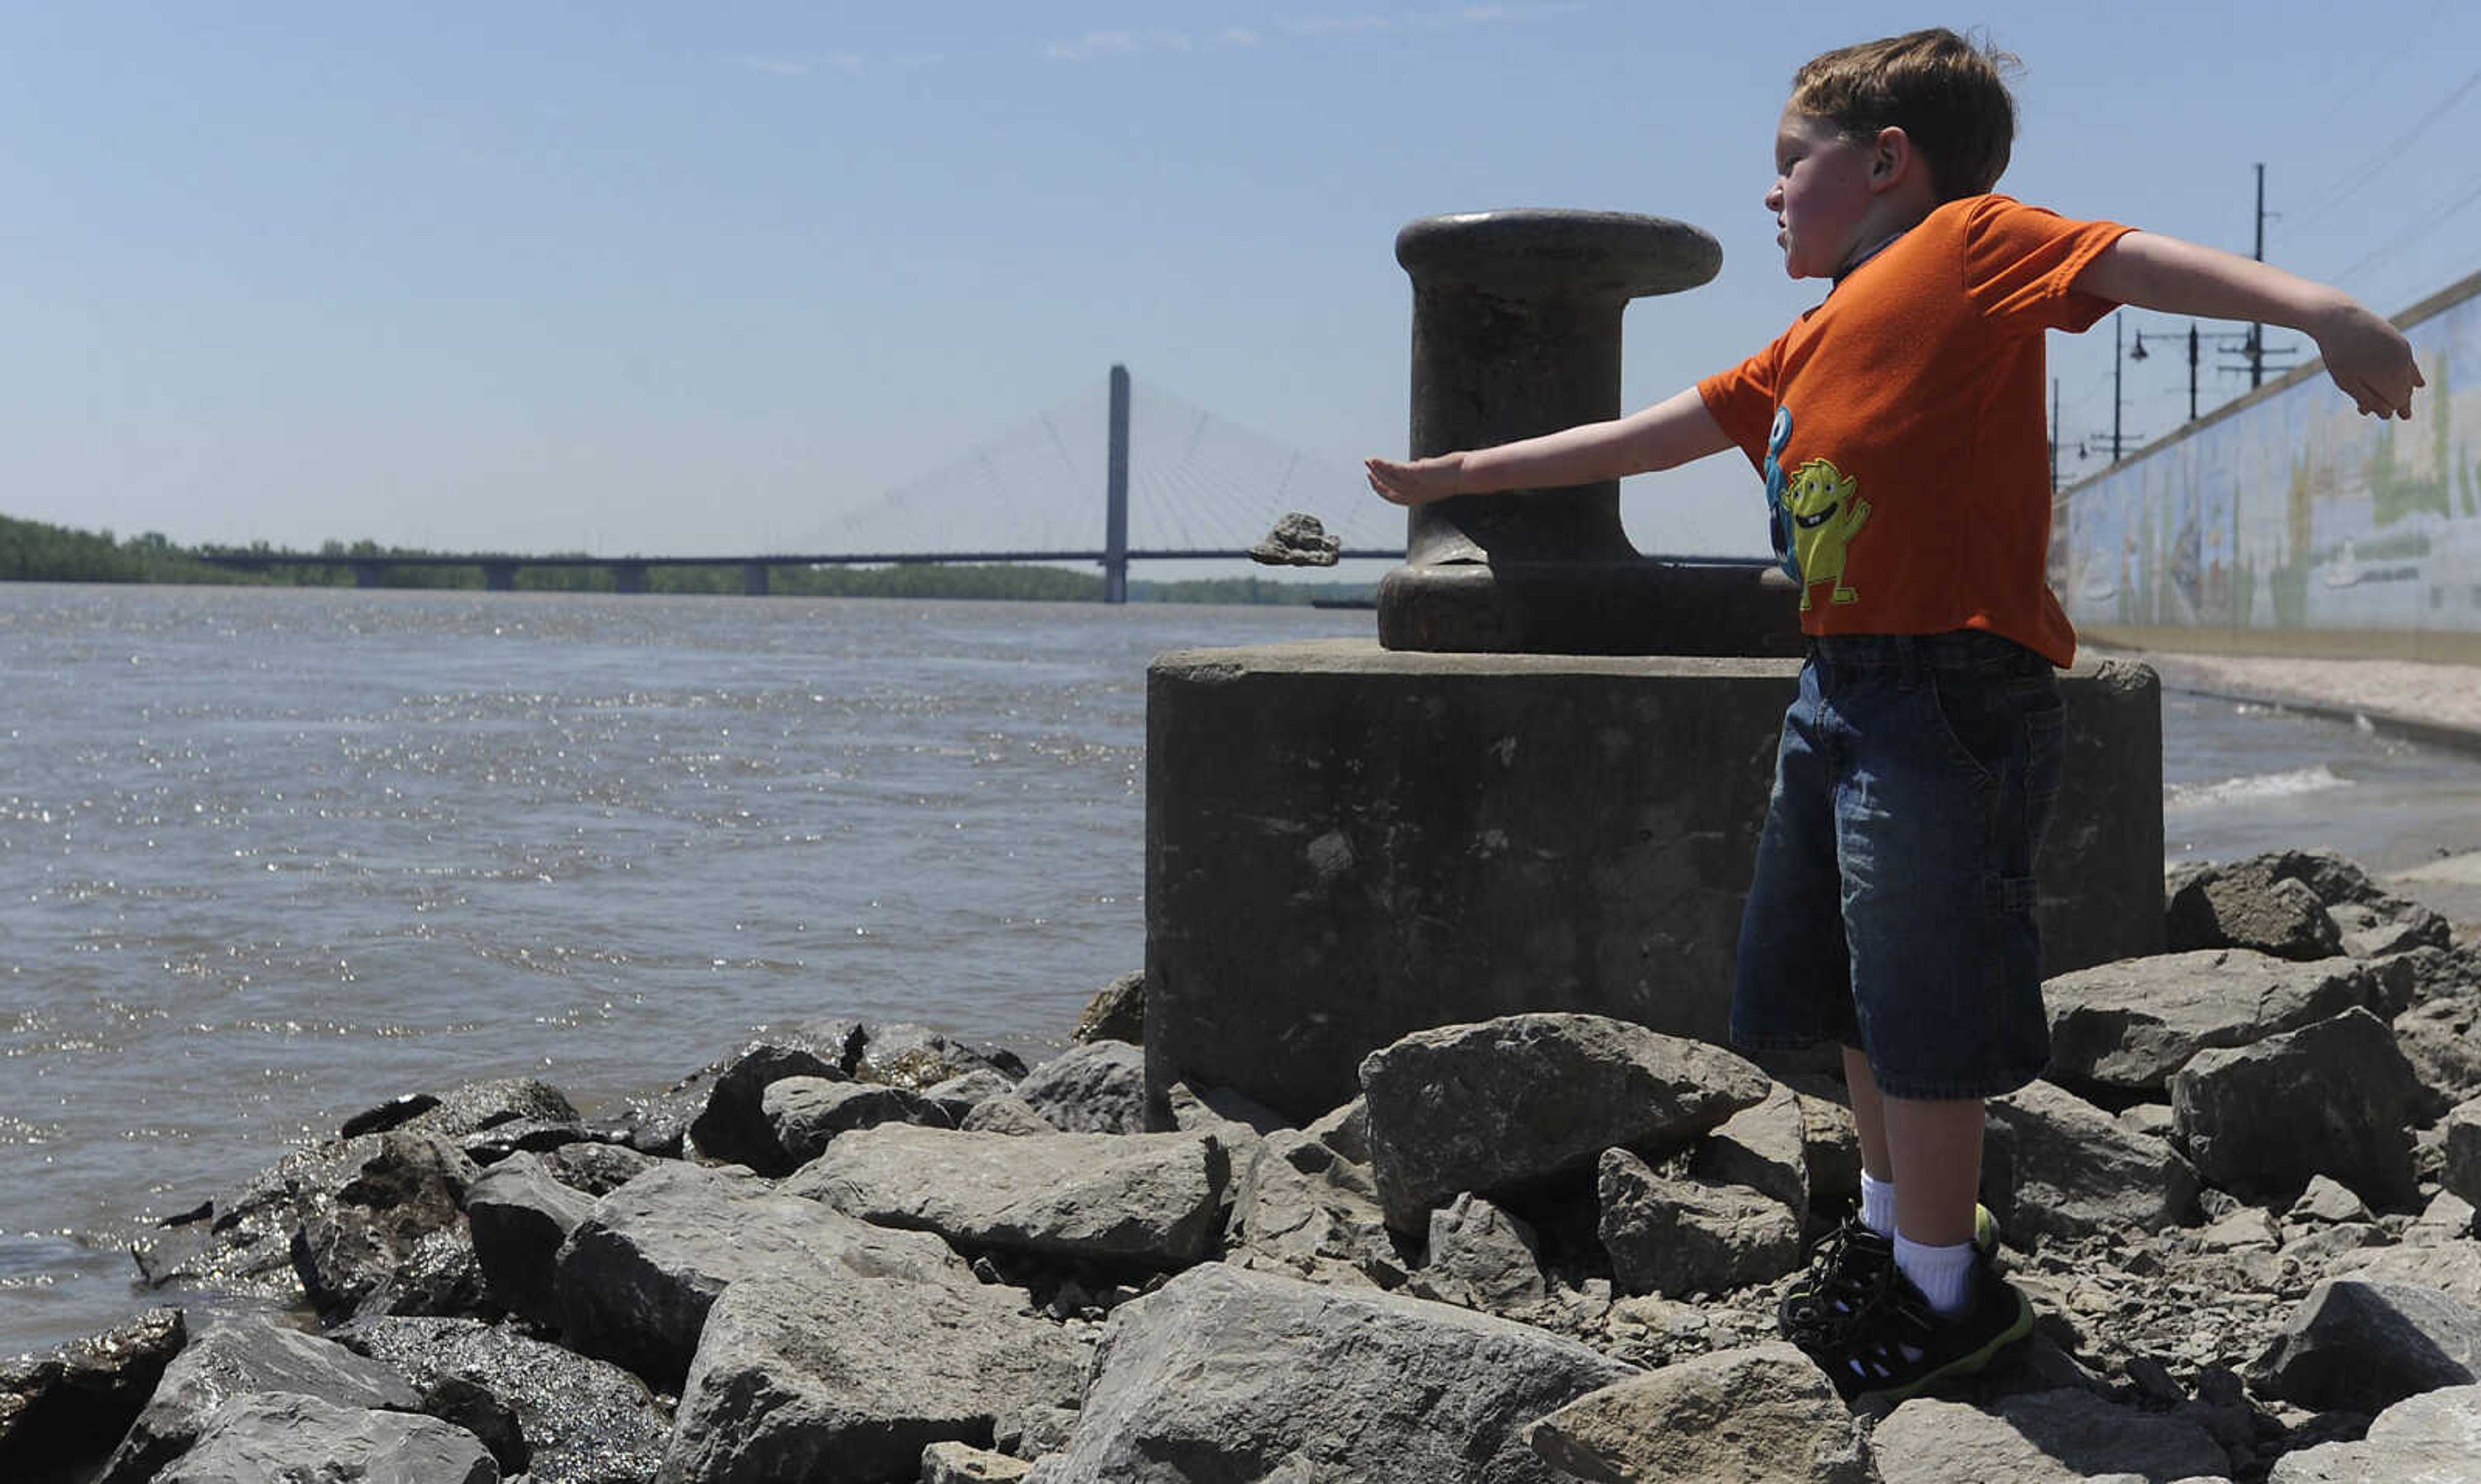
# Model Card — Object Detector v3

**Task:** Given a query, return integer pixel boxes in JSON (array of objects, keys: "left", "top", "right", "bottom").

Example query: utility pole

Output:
[
  {"left": 2248, "top": 164, "right": 2269, "bottom": 389},
  {"left": 2112, "top": 313, "right": 2126, "bottom": 462},
  {"left": 2050, "top": 377, "right": 2060, "bottom": 492}
]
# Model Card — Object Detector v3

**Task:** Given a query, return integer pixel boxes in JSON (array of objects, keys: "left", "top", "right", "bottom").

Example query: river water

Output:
[{"left": 6, "top": 583, "right": 2479, "bottom": 1360}]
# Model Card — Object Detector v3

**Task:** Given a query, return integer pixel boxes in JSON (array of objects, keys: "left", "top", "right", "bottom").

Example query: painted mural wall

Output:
[{"left": 2056, "top": 273, "right": 2481, "bottom": 653}]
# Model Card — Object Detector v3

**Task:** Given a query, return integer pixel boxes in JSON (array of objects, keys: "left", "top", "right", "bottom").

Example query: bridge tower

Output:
[{"left": 1104, "top": 364, "right": 1131, "bottom": 605}]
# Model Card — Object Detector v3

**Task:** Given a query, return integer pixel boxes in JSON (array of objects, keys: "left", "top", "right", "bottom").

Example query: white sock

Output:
[
  {"left": 1894, "top": 1234, "right": 1976, "bottom": 1315},
  {"left": 1859, "top": 1172, "right": 1897, "bottom": 1238}
]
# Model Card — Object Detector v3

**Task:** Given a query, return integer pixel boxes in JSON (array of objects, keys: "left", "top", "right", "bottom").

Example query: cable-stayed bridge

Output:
[{"left": 200, "top": 367, "right": 1407, "bottom": 598}]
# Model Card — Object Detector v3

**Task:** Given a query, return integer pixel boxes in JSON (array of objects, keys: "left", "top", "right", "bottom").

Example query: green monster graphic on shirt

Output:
[
  {"left": 1761, "top": 406, "right": 1870, "bottom": 614},
  {"left": 1785, "top": 457, "right": 1869, "bottom": 611}
]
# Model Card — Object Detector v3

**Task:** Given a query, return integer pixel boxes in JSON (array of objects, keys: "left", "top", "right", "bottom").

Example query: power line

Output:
[
  {"left": 2282, "top": 64, "right": 2481, "bottom": 240},
  {"left": 2329, "top": 173, "right": 2481, "bottom": 289}
]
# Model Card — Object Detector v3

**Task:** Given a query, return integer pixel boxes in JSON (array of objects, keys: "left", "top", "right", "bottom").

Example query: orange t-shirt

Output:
[{"left": 1697, "top": 194, "right": 2131, "bottom": 667}]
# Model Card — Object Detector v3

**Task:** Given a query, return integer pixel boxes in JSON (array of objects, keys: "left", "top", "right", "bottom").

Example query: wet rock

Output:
[
  {"left": 337, "top": 1316, "right": 672, "bottom": 1484},
  {"left": 1984, "top": 1077, "right": 2198, "bottom": 1240},
  {"left": 461, "top": 1118, "right": 592, "bottom": 1168},
  {"left": 552, "top": 1160, "right": 961, "bottom": 1392},
  {"left": 1069, "top": 970, "right": 1144, "bottom": 1045},
  {"left": 135, "top": 1078, "right": 575, "bottom": 1304},
  {"left": 342, "top": 1093, "right": 445, "bottom": 1139},
  {"left": 466, "top": 1152, "right": 600, "bottom": 1331},
  {"left": 2044, "top": 950, "right": 2382, "bottom": 1095},
  {"left": 660, "top": 1248, "right": 1077, "bottom": 1483},
  {"left": 1012, "top": 1041, "right": 1147, "bottom": 1135},
  {"left": 1225, "top": 1128, "right": 1405, "bottom": 1290},
  {"left": 2265, "top": 1381, "right": 2481, "bottom": 1483},
  {"left": 764, "top": 1076, "right": 950, "bottom": 1164},
  {"left": 686, "top": 1036, "right": 850, "bottom": 1176},
  {"left": 1415, "top": 1193, "right": 1547, "bottom": 1312},
  {"left": 2171, "top": 1007, "right": 2423, "bottom": 1209},
  {"left": 152, "top": 1391, "right": 494, "bottom": 1484},
  {"left": 784, "top": 1125, "right": 1230, "bottom": 1266},
  {"left": 2250, "top": 1278, "right": 2481, "bottom": 1414},
  {"left": 1596, "top": 1149, "right": 1799, "bottom": 1299},
  {"left": 541, "top": 1140, "right": 658, "bottom": 1197},
  {"left": 0, "top": 1307, "right": 184, "bottom": 1483},
  {"left": 2167, "top": 861, "right": 2343, "bottom": 959},
  {"left": 1869, "top": 1388, "right": 2230, "bottom": 1483},
  {"left": 1523, "top": 1342, "right": 1870, "bottom": 1484},
  {"left": 849, "top": 1023, "right": 1027, "bottom": 1089},
  {"left": 290, "top": 1129, "right": 487, "bottom": 1323},
  {"left": 1021, "top": 1263, "right": 1636, "bottom": 1482},
  {"left": 610, "top": 1063, "right": 722, "bottom": 1158},
  {"left": 1358, "top": 1013, "right": 1770, "bottom": 1229},
  {"left": 98, "top": 1317, "right": 422, "bottom": 1484}
]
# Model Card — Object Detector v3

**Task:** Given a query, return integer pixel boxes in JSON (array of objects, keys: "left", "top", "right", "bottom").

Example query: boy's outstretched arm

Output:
[
  {"left": 1365, "top": 386, "right": 1735, "bottom": 507},
  {"left": 2073, "top": 233, "right": 2423, "bottom": 419}
]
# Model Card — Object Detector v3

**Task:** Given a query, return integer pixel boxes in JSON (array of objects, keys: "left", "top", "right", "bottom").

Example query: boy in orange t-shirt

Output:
[{"left": 1366, "top": 27, "right": 2420, "bottom": 1403}]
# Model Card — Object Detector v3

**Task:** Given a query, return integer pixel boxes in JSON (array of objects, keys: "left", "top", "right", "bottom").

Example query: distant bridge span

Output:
[{"left": 199, "top": 366, "right": 1408, "bottom": 598}]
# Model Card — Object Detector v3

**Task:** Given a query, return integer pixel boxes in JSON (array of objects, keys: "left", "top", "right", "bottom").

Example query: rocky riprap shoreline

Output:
[{"left": 6, "top": 848, "right": 2481, "bottom": 1483}]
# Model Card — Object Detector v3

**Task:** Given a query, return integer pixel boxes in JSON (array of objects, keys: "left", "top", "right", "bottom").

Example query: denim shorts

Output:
[{"left": 1730, "top": 631, "right": 2065, "bottom": 1100}]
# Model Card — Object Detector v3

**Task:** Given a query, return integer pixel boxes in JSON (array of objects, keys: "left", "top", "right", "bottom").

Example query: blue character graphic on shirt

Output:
[{"left": 1763, "top": 406, "right": 1870, "bottom": 612}]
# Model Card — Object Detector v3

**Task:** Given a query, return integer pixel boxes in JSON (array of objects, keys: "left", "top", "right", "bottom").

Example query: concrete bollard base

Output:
[{"left": 1143, "top": 639, "right": 2164, "bottom": 1125}]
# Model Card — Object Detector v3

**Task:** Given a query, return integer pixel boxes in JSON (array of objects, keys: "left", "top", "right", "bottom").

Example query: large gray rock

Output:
[
  {"left": 1012, "top": 1041, "right": 1148, "bottom": 1134},
  {"left": 688, "top": 1036, "right": 851, "bottom": 1176},
  {"left": 466, "top": 1151, "right": 600, "bottom": 1330},
  {"left": 1870, "top": 1389, "right": 2228, "bottom": 1483},
  {"left": 2266, "top": 1382, "right": 2481, "bottom": 1483},
  {"left": 2171, "top": 1008, "right": 2425, "bottom": 1208},
  {"left": 1523, "top": 1342, "right": 1870, "bottom": 1483},
  {"left": 1984, "top": 1078, "right": 2198, "bottom": 1240},
  {"left": 552, "top": 1160, "right": 959, "bottom": 1390},
  {"left": 1226, "top": 1129, "right": 1404, "bottom": 1290},
  {"left": 763, "top": 1076, "right": 950, "bottom": 1164},
  {"left": 2044, "top": 950, "right": 2381, "bottom": 1094},
  {"left": 1597, "top": 1148, "right": 1799, "bottom": 1298},
  {"left": 784, "top": 1125, "right": 1229, "bottom": 1266},
  {"left": 2167, "top": 860, "right": 2343, "bottom": 959},
  {"left": 0, "top": 1308, "right": 185, "bottom": 1483},
  {"left": 658, "top": 1251, "right": 1078, "bottom": 1483},
  {"left": 339, "top": 1316, "right": 671, "bottom": 1484},
  {"left": 1358, "top": 1013, "right": 1770, "bottom": 1229},
  {"left": 154, "top": 1391, "right": 496, "bottom": 1484},
  {"left": 1023, "top": 1263, "right": 1637, "bottom": 1483},
  {"left": 98, "top": 1317, "right": 421, "bottom": 1484},
  {"left": 2250, "top": 1279, "right": 2481, "bottom": 1414}
]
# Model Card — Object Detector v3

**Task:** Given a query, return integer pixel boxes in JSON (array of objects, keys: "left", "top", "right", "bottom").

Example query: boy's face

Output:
[{"left": 1767, "top": 106, "right": 1880, "bottom": 280}]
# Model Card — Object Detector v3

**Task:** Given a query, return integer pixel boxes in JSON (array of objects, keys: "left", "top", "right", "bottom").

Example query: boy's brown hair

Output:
[{"left": 1791, "top": 28, "right": 2018, "bottom": 202}]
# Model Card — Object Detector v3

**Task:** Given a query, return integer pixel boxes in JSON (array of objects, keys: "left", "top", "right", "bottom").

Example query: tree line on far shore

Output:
[{"left": 0, "top": 514, "right": 1376, "bottom": 607}]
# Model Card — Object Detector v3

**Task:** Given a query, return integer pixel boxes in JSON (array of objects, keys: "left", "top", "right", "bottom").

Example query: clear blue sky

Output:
[{"left": 1, "top": 3, "right": 2473, "bottom": 561}]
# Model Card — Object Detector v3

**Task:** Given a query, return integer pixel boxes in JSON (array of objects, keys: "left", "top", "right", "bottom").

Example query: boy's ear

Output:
[{"left": 1868, "top": 126, "right": 1916, "bottom": 192}]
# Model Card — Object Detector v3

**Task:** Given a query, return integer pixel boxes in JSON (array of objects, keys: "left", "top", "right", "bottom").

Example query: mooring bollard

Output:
[{"left": 1377, "top": 208, "right": 1801, "bottom": 656}]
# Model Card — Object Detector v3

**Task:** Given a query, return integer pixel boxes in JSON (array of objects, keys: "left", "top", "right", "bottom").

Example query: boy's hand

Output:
[
  {"left": 2312, "top": 302, "right": 2424, "bottom": 420},
  {"left": 1365, "top": 453, "right": 1470, "bottom": 507}
]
